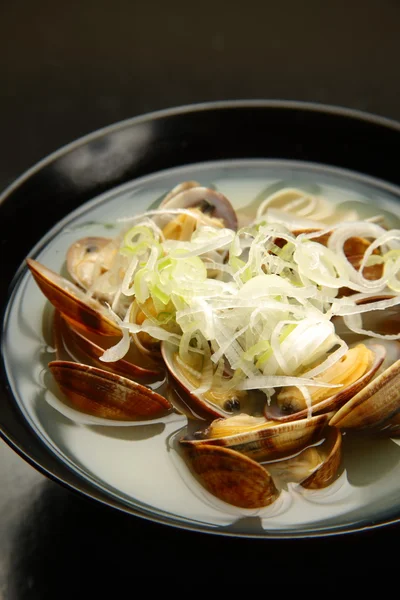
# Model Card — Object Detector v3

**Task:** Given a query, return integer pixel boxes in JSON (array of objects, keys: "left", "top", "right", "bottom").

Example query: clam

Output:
[
  {"left": 181, "top": 413, "right": 342, "bottom": 501},
  {"left": 265, "top": 343, "right": 386, "bottom": 422},
  {"left": 27, "top": 258, "right": 121, "bottom": 336},
  {"left": 161, "top": 341, "right": 266, "bottom": 420},
  {"left": 29, "top": 259, "right": 174, "bottom": 424},
  {"left": 160, "top": 184, "right": 238, "bottom": 232},
  {"left": 329, "top": 357, "right": 400, "bottom": 436},
  {"left": 301, "top": 427, "right": 342, "bottom": 489},
  {"left": 48, "top": 360, "right": 172, "bottom": 421},
  {"left": 66, "top": 236, "right": 117, "bottom": 291},
  {"left": 181, "top": 443, "right": 280, "bottom": 508},
  {"left": 267, "top": 427, "right": 342, "bottom": 490},
  {"left": 161, "top": 181, "right": 201, "bottom": 205},
  {"left": 180, "top": 412, "right": 332, "bottom": 462},
  {"left": 53, "top": 310, "right": 162, "bottom": 382}
]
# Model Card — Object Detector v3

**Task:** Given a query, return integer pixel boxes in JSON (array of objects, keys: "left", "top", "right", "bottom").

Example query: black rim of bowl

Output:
[{"left": 1, "top": 99, "right": 400, "bottom": 539}]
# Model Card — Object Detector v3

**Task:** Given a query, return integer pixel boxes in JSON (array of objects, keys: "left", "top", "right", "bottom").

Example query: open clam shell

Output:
[
  {"left": 160, "top": 181, "right": 201, "bottom": 205},
  {"left": 266, "top": 427, "right": 342, "bottom": 489},
  {"left": 53, "top": 311, "right": 162, "bottom": 383},
  {"left": 161, "top": 341, "right": 266, "bottom": 420},
  {"left": 27, "top": 258, "right": 121, "bottom": 336},
  {"left": 48, "top": 360, "right": 172, "bottom": 422},
  {"left": 180, "top": 412, "right": 332, "bottom": 462},
  {"left": 181, "top": 443, "right": 280, "bottom": 509},
  {"left": 66, "top": 236, "right": 116, "bottom": 291},
  {"left": 329, "top": 358, "right": 400, "bottom": 436},
  {"left": 264, "top": 343, "right": 386, "bottom": 423},
  {"left": 159, "top": 185, "right": 238, "bottom": 231},
  {"left": 300, "top": 427, "right": 342, "bottom": 489},
  {"left": 164, "top": 381, "right": 223, "bottom": 421}
]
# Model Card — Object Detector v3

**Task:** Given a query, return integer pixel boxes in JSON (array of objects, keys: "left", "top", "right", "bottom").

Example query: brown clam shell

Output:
[
  {"left": 165, "top": 383, "right": 224, "bottom": 421},
  {"left": 53, "top": 311, "right": 162, "bottom": 383},
  {"left": 160, "top": 185, "right": 238, "bottom": 231},
  {"left": 266, "top": 427, "right": 342, "bottom": 490},
  {"left": 181, "top": 444, "right": 280, "bottom": 508},
  {"left": 161, "top": 341, "right": 237, "bottom": 420},
  {"left": 300, "top": 427, "right": 342, "bottom": 489},
  {"left": 329, "top": 358, "right": 400, "bottom": 436},
  {"left": 27, "top": 258, "right": 121, "bottom": 336},
  {"left": 264, "top": 344, "right": 386, "bottom": 423},
  {"left": 161, "top": 341, "right": 269, "bottom": 420},
  {"left": 161, "top": 181, "right": 201, "bottom": 205},
  {"left": 49, "top": 360, "right": 172, "bottom": 421},
  {"left": 181, "top": 412, "right": 332, "bottom": 462}
]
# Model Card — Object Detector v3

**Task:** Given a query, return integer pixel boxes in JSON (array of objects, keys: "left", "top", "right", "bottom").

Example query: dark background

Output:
[
  {"left": 3, "top": 0, "right": 400, "bottom": 191},
  {"left": 1, "top": 1, "right": 400, "bottom": 597}
]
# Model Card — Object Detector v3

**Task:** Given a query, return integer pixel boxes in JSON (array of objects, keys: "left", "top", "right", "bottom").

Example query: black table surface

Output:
[{"left": 2, "top": 1, "right": 400, "bottom": 595}]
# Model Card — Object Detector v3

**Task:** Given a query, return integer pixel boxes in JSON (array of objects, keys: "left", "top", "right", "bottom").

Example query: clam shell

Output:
[
  {"left": 160, "top": 186, "right": 238, "bottom": 231},
  {"left": 49, "top": 360, "right": 172, "bottom": 421},
  {"left": 181, "top": 444, "right": 280, "bottom": 508},
  {"left": 181, "top": 412, "right": 332, "bottom": 462},
  {"left": 160, "top": 181, "right": 201, "bottom": 205},
  {"left": 300, "top": 427, "right": 342, "bottom": 489},
  {"left": 265, "top": 427, "right": 342, "bottom": 489},
  {"left": 161, "top": 341, "right": 267, "bottom": 420},
  {"left": 165, "top": 383, "right": 222, "bottom": 421},
  {"left": 264, "top": 343, "right": 386, "bottom": 423},
  {"left": 27, "top": 258, "right": 121, "bottom": 336},
  {"left": 161, "top": 341, "right": 240, "bottom": 419},
  {"left": 53, "top": 311, "right": 162, "bottom": 382},
  {"left": 66, "top": 236, "right": 115, "bottom": 290},
  {"left": 329, "top": 358, "right": 400, "bottom": 436}
]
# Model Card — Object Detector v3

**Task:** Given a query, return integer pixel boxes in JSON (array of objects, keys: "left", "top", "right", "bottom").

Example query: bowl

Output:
[{"left": 1, "top": 100, "right": 400, "bottom": 538}]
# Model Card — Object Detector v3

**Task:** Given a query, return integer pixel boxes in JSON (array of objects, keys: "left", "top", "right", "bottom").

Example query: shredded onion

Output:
[{"left": 85, "top": 185, "right": 400, "bottom": 398}]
